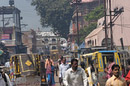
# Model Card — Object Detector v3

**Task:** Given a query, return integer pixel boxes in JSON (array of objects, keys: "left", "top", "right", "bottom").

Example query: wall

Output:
[{"left": 85, "top": 0, "right": 130, "bottom": 50}]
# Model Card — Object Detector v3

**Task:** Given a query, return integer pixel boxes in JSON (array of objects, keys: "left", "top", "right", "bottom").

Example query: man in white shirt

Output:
[
  {"left": 5, "top": 62, "right": 10, "bottom": 68},
  {"left": 0, "top": 68, "right": 6, "bottom": 86},
  {"left": 0, "top": 73, "right": 6, "bottom": 86},
  {"left": 0, "top": 67, "right": 12, "bottom": 86},
  {"left": 59, "top": 57, "right": 70, "bottom": 85},
  {"left": 63, "top": 59, "right": 88, "bottom": 86}
]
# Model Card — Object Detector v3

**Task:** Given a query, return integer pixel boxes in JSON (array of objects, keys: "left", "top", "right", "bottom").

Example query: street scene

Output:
[{"left": 1, "top": 0, "right": 130, "bottom": 86}]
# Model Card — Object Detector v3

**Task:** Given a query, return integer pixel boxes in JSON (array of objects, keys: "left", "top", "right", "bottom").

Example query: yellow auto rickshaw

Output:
[
  {"left": 81, "top": 50, "right": 122, "bottom": 86},
  {"left": 9, "top": 53, "right": 46, "bottom": 86}
]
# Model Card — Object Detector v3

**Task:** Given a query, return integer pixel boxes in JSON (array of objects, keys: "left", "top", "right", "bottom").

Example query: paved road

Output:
[{"left": 54, "top": 71, "right": 60, "bottom": 86}]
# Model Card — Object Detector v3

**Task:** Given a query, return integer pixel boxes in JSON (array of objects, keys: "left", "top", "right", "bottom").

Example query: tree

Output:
[
  {"left": 79, "top": 4, "right": 104, "bottom": 44},
  {"left": 31, "top": 0, "right": 74, "bottom": 38},
  {"left": 85, "top": 4, "right": 104, "bottom": 22}
]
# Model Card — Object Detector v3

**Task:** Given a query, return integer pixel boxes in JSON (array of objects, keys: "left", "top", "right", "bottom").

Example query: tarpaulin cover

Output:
[{"left": 19, "top": 54, "right": 36, "bottom": 76}]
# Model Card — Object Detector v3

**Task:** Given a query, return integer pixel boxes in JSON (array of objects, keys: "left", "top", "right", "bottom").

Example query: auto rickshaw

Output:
[
  {"left": 81, "top": 50, "right": 122, "bottom": 86},
  {"left": 118, "top": 50, "right": 130, "bottom": 76},
  {"left": 10, "top": 53, "right": 47, "bottom": 86}
]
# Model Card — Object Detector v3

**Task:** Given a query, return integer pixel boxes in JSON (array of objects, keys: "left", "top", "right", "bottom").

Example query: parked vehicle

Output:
[{"left": 10, "top": 53, "right": 47, "bottom": 86}]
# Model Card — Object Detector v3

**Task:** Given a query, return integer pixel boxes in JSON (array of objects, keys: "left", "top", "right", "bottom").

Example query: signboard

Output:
[
  {"left": 0, "top": 50, "right": 3, "bottom": 55},
  {"left": 82, "top": 0, "right": 94, "bottom": 2},
  {"left": 1, "top": 34, "right": 10, "bottom": 40},
  {"left": 71, "top": 43, "right": 78, "bottom": 51},
  {"left": 72, "top": 0, "right": 94, "bottom": 3},
  {"left": 3, "top": 40, "right": 15, "bottom": 46},
  {"left": 28, "top": 35, "right": 33, "bottom": 38},
  {"left": 3, "top": 27, "right": 13, "bottom": 34}
]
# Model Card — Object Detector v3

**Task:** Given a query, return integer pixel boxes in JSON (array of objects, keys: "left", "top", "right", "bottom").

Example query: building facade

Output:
[
  {"left": 36, "top": 31, "right": 67, "bottom": 58},
  {"left": 85, "top": 0, "right": 130, "bottom": 51},
  {"left": 68, "top": 0, "right": 103, "bottom": 54},
  {"left": 0, "top": 6, "right": 26, "bottom": 55},
  {"left": 22, "top": 29, "right": 36, "bottom": 54}
]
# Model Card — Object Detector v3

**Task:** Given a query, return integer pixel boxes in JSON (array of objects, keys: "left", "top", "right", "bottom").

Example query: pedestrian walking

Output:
[
  {"left": 46, "top": 61, "right": 55, "bottom": 86},
  {"left": 57, "top": 58, "right": 62, "bottom": 85},
  {"left": 125, "top": 71, "right": 130, "bottom": 86},
  {"left": 87, "top": 61, "right": 99, "bottom": 86},
  {"left": 105, "top": 57, "right": 115, "bottom": 79},
  {"left": 125, "top": 59, "right": 130, "bottom": 86},
  {"left": 0, "top": 67, "right": 12, "bottom": 86},
  {"left": 0, "top": 70, "right": 6, "bottom": 86},
  {"left": 45, "top": 56, "right": 54, "bottom": 69},
  {"left": 59, "top": 57, "right": 70, "bottom": 85},
  {"left": 63, "top": 59, "right": 88, "bottom": 86},
  {"left": 105, "top": 64, "right": 127, "bottom": 86}
]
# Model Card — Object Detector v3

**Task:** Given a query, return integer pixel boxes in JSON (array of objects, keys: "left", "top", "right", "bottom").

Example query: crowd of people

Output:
[
  {"left": 45, "top": 55, "right": 130, "bottom": 86},
  {"left": 45, "top": 56, "right": 88, "bottom": 86},
  {"left": 1, "top": 55, "right": 130, "bottom": 86}
]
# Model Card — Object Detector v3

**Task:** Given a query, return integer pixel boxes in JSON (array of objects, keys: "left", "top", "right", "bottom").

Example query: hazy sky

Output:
[{"left": 0, "top": 0, "right": 51, "bottom": 31}]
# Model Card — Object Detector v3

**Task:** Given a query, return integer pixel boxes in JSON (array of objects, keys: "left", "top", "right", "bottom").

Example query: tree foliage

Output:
[
  {"left": 31, "top": 0, "right": 74, "bottom": 38},
  {"left": 79, "top": 4, "right": 104, "bottom": 43},
  {"left": 85, "top": 4, "right": 104, "bottom": 22}
]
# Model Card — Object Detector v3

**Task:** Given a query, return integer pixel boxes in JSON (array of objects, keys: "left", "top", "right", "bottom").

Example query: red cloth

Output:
[
  {"left": 125, "top": 70, "right": 130, "bottom": 86},
  {"left": 106, "top": 62, "right": 115, "bottom": 79},
  {"left": 46, "top": 65, "right": 52, "bottom": 74}
]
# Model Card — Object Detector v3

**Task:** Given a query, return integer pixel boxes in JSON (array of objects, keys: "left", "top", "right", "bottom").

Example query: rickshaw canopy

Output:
[{"left": 82, "top": 53, "right": 93, "bottom": 57}]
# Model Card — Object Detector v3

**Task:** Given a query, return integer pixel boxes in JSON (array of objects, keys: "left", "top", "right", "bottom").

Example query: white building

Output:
[{"left": 36, "top": 31, "right": 67, "bottom": 55}]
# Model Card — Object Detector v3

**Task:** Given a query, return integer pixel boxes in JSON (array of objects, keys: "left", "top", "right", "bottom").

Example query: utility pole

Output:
[
  {"left": 76, "top": 5, "right": 79, "bottom": 46},
  {"left": 76, "top": 0, "right": 81, "bottom": 46},
  {"left": 109, "top": 0, "right": 113, "bottom": 50},
  {"left": 2, "top": 7, "right": 5, "bottom": 31},
  {"left": 104, "top": 0, "right": 108, "bottom": 49}
]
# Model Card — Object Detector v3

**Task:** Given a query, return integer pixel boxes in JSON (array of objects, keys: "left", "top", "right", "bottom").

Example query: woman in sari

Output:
[
  {"left": 46, "top": 61, "right": 55, "bottom": 86},
  {"left": 105, "top": 57, "right": 115, "bottom": 79}
]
